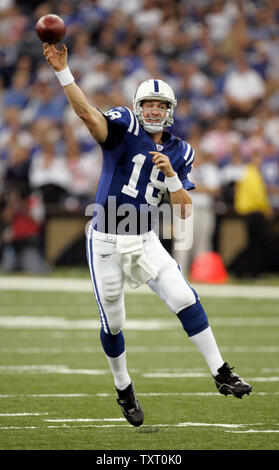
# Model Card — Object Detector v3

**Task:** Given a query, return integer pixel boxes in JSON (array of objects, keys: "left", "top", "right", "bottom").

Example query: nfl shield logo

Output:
[{"left": 156, "top": 144, "right": 163, "bottom": 151}]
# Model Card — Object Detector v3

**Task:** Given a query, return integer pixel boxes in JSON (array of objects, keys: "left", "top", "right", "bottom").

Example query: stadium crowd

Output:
[{"left": 1, "top": 0, "right": 279, "bottom": 277}]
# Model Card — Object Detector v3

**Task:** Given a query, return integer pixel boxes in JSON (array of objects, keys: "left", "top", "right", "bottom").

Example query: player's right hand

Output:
[{"left": 43, "top": 43, "right": 67, "bottom": 72}]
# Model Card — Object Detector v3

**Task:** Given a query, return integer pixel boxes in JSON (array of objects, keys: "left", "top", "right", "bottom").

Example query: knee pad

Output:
[
  {"left": 102, "top": 275, "right": 123, "bottom": 302},
  {"left": 157, "top": 266, "right": 196, "bottom": 313},
  {"left": 109, "top": 321, "right": 124, "bottom": 336},
  {"left": 170, "top": 284, "right": 196, "bottom": 313},
  {"left": 101, "top": 300, "right": 125, "bottom": 336},
  {"left": 100, "top": 276, "right": 125, "bottom": 335}
]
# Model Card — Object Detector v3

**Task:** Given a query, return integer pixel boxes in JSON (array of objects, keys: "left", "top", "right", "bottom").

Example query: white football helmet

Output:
[{"left": 133, "top": 79, "right": 177, "bottom": 133}]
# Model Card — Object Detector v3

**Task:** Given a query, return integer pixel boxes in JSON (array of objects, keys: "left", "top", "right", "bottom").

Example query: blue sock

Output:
[
  {"left": 100, "top": 328, "right": 125, "bottom": 358},
  {"left": 177, "top": 298, "right": 209, "bottom": 337}
]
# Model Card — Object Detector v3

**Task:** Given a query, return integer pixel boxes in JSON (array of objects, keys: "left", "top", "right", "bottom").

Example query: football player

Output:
[{"left": 43, "top": 43, "right": 252, "bottom": 427}]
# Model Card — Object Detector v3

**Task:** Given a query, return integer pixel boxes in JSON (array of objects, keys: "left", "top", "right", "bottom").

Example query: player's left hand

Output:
[{"left": 149, "top": 151, "right": 175, "bottom": 178}]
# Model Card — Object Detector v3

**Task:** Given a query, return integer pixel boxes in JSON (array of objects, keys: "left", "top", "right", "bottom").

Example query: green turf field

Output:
[{"left": 0, "top": 287, "right": 278, "bottom": 450}]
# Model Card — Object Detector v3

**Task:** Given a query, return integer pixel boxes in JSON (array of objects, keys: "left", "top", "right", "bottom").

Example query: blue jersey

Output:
[{"left": 93, "top": 106, "right": 195, "bottom": 234}]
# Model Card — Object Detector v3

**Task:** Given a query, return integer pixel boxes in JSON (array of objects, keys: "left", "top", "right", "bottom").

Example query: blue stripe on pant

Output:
[
  {"left": 86, "top": 226, "right": 125, "bottom": 357},
  {"left": 86, "top": 226, "right": 110, "bottom": 334}
]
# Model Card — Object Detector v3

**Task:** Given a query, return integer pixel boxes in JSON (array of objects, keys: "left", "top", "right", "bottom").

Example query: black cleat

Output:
[
  {"left": 116, "top": 382, "right": 144, "bottom": 427},
  {"left": 213, "top": 362, "right": 252, "bottom": 399}
]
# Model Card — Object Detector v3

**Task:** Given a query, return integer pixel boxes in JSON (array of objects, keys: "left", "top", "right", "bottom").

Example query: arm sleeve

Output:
[
  {"left": 101, "top": 106, "right": 137, "bottom": 150},
  {"left": 177, "top": 142, "right": 195, "bottom": 191}
]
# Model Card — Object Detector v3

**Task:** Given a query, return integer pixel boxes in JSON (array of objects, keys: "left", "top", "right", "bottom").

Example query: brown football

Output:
[{"left": 36, "top": 14, "right": 66, "bottom": 44}]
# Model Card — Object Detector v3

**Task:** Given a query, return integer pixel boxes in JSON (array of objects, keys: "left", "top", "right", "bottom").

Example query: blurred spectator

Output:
[
  {"left": 67, "top": 31, "right": 97, "bottom": 78},
  {"left": 98, "top": 0, "right": 142, "bottom": 15},
  {"left": 205, "top": 0, "right": 238, "bottom": 45},
  {"left": 56, "top": 0, "right": 83, "bottom": 37},
  {"left": 224, "top": 55, "right": 266, "bottom": 118},
  {"left": 171, "top": 98, "right": 196, "bottom": 140},
  {"left": 4, "top": 143, "right": 31, "bottom": 190},
  {"left": 28, "top": 124, "right": 71, "bottom": 205},
  {"left": 0, "top": 77, "right": 4, "bottom": 126},
  {"left": 228, "top": 151, "right": 275, "bottom": 278},
  {"left": 199, "top": 116, "right": 242, "bottom": 163},
  {"left": 80, "top": 56, "right": 109, "bottom": 94},
  {"left": 30, "top": 81, "right": 66, "bottom": 124},
  {"left": 249, "top": 40, "right": 270, "bottom": 80},
  {"left": 234, "top": 151, "right": 272, "bottom": 218},
  {"left": 173, "top": 150, "right": 221, "bottom": 275},
  {"left": 241, "top": 122, "right": 269, "bottom": 159},
  {"left": 260, "top": 144, "right": 279, "bottom": 211},
  {"left": 190, "top": 80, "right": 227, "bottom": 127},
  {"left": 64, "top": 121, "right": 102, "bottom": 206},
  {"left": 2, "top": 69, "right": 30, "bottom": 109},
  {"left": 264, "top": 106, "right": 279, "bottom": 149},
  {"left": 219, "top": 142, "right": 246, "bottom": 212},
  {"left": 77, "top": 0, "right": 109, "bottom": 28},
  {"left": 0, "top": 106, "right": 32, "bottom": 157},
  {"left": 180, "top": 62, "right": 210, "bottom": 98},
  {"left": 0, "top": 0, "right": 28, "bottom": 86},
  {"left": 0, "top": 183, "right": 48, "bottom": 273},
  {"left": 208, "top": 55, "right": 228, "bottom": 93},
  {"left": 133, "top": 0, "right": 162, "bottom": 35}
]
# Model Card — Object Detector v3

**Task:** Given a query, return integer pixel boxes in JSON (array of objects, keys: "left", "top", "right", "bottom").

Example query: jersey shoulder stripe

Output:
[
  {"left": 126, "top": 107, "right": 135, "bottom": 133},
  {"left": 186, "top": 148, "right": 195, "bottom": 165},
  {"left": 126, "top": 107, "right": 140, "bottom": 136},
  {"left": 183, "top": 143, "right": 195, "bottom": 165},
  {"left": 133, "top": 115, "right": 140, "bottom": 136},
  {"left": 101, "top": 106, "right": 140, "bottom": 150}
]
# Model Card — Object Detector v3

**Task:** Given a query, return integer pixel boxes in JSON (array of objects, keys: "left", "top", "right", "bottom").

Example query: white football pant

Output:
[{"left": 86, "top": 226, "right": 197, "bottom": 335}]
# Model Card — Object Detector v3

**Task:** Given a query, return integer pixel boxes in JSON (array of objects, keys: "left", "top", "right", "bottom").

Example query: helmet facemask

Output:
[{"left": 136, "top": 100, "right": 174, "bottom": 134}]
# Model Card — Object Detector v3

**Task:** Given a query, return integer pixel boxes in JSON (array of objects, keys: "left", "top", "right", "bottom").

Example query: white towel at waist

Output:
[{"left": 116, "top": 235, "right": 158, "bottom": 289}]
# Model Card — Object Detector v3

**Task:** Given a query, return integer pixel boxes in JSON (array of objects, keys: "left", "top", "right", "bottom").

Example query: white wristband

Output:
[
  {"left": 55, "top": 66, "right": 74, "bottom": 87},
  {"left": 165, "top": 173, "right": 183, "bottom": 192}
]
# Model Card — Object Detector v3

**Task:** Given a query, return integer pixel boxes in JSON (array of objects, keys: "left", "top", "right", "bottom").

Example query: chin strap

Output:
[{"left": 142, "top": 123, "right": 164, "bottom": 134}]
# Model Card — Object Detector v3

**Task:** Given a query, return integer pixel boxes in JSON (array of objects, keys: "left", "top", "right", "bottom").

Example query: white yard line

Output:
[
  {"left": 0, "top": 423, "right": 277, "bottom": 433},
  {"left": 0, "top": 317, "right": 178, "bottom": 330},
  {"left": 0, "top": 413, "right": 48, "bottom": 416},
  {"left": 43, "top": 420, "right": 262, "bottom": 428},
  {"left": 0, "top": 394, "right": 91, "bottom": 398},
  {"left": 226, "top": 430, "right": 279, "bottom": 433},
  {"left": 1, "top": 276, "right": 279, "bottom": 298},
  {"left": 0, "top": 364, "right": 278, "bottom": 382},
  {"left": 0, "top": 425, "right": 130, "bottom": 430},
  {"left": 144, "top": 374, "right": 279, "bottom": 381},
  {"left": 245, "top": 377, "right": 279, "bottom": 382},
  {"left": 0, "top": 316, "right": 278, "bottom": 329},
  {"left": 143, "top": 372, "right": 209, "bottom": 378},
  {"left": 0, "top": 365, "right": 110, "bottom": 375},
  {"left": 45, "top": 418, "right": 126, "bottom": 422},
  {"left": 170, "top": 422, "right": 260, "bottom": 428},
  {"left": 1, "top": 346, "right": 279, "bottom": 354},
  {"left": 0, "top": 392, "right": 279, "bottom": 398}
]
